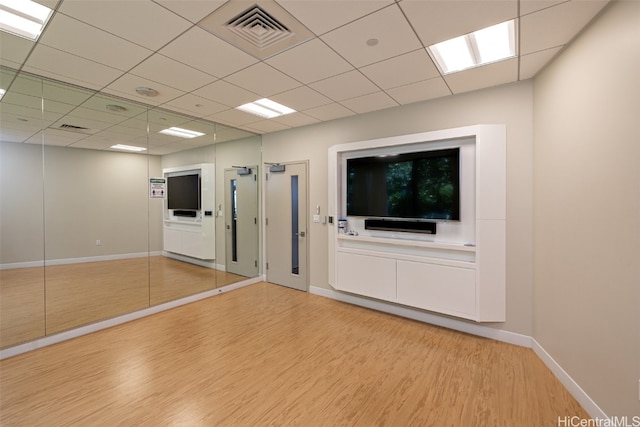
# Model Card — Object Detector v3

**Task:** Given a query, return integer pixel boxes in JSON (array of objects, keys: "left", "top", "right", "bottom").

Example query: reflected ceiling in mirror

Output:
[{"left": 0, "top": 66, "right": 257, "bottom": 154}]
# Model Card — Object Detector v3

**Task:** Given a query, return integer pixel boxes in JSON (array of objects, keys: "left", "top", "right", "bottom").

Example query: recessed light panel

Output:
[
  {"left": 428, "top": 20, "right": 516, "bottom": 75},
  {"left": 0, "top": 88, "right": 6, "bottom": 100},
  {"left": 111, "top": 144, "right": 147, "bottom": 152},
  {"left": 0, "top": 0, "right": 53, "bottom": 41},
  {"left": 236, "top": 98, "right": 295, "bottom": 119},
  {"left": 159, "top": 127, "right": 205, "bottom": 139}
]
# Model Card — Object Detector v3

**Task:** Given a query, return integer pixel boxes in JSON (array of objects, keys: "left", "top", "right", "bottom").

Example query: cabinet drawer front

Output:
[
  {"left": 397, "top": 261, "right": 476, "bottom": 318},
  {"left": 336, "top": 252, "right": 396, "bottom": 301}
]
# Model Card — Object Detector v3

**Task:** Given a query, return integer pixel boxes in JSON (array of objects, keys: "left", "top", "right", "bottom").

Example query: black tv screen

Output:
[
  {"left": 346, "top": 148, "right": 460, "bottom": 220},
  {"left": 167, "top": 174, "right": 200, "bottom": 210}
]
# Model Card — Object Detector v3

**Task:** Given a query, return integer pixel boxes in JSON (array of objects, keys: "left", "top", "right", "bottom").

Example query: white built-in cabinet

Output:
[
  {"left": 328, "top": 125, "right": 506, "bottom": 322},
  {"left": 163, "top": 163, "right": 215, "bottom": 260}
]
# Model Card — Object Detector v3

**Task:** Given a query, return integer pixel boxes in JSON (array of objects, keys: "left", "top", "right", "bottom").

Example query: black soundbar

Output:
[
  {"left": 173, "top": 210, "right": 197, "bottom": 217},
  {"left": 364, "top": 218, "right": 436, "bottom": 234}
]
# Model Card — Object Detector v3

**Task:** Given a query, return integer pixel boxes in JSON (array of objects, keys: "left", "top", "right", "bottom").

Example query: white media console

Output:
[
  {"left": 328, "top": 125, "right": 506, "bottom": 322},
  {"left": 163, "top": 163, "right": 215, "bottom": 260}
]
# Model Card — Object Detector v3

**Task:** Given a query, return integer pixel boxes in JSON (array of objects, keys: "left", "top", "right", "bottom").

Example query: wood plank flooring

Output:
[
  {"left": 0, "top": 282, "right": 588, "bottom": 426},
  {"left": 1, "top": 256, "right": 247, "bottom": 348}
]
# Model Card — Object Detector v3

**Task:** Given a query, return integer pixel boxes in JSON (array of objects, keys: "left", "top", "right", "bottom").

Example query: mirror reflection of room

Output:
[{"left": 0, "top": 68, "right": 262, "bottom": 349}]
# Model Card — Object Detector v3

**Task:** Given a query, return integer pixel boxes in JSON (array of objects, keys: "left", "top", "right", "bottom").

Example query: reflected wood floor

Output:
[
  {"left": 0, "top": 282, "right": 588, "bottom": 426},
  {"left": 0, "top": 256, "right": 247, "bottom": 348}
]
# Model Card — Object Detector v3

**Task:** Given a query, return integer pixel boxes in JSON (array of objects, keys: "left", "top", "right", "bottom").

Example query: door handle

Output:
[{"left": 296, "top": 231, "right": 306, "bottom": 237}]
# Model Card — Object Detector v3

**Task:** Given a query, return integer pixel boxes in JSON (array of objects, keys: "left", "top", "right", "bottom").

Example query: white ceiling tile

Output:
[
  {"left": 58, "top": 0, "right": 192, "bottom": 51},
  {"left": 445, "top": 58, "right": 518, "bottom": 94},
  {"left": 266, "top": 38, "right": 354, "bottom": 84},
  {"left": 23, "top": 45, "right": 123, "bottom": 91},
  {"left": 162, "top": 93, "right": 228, "bottom": 118},
  {"left": 321, "top": 5, "right": 422, "bottom": 68},
  {"left": 40, "top": 128, "right": 90, "bottom": 145},
  {"left": 102, "top": 74, "right": 184, "bottom": 106},
  {"left": 360, "top": 49, "right": 440, "bottom": 90},
  {"left": 520, "top": 0, "right": 609, "bottom": 55},
  {"left": 0, "top": 32, "right": 35, "bottom": 67},
  {"left": 129, "top": 54, "right": 214, "bottom": 92},
  {"left": 272, "top": 112, "right": 320, "bottom": 128},
  {"left": 208, "top": 108, "right": 263, "bottom": 127},
  {"left": 193, "top": 80, "right": 259, "bottom": 108},
  {"left": 245, "top": 120, "right": 290, "bottom": 134},
  {"left": 152, "top": 0, "right": 226, "bottom": 23},
  {"left": 224, "top": 63, "right": 301, "bottom": 98},
  {"left": 520, "top": 46, "right": 563, "bottom": 79},
  {"left": 40, "top": 14, "right": 152, "bottom": 71},
  {"left": 386, "top": 77, "right": 451, "bottom": 105},
  {"left": 270, "top": 86, "right": 333, "bottom": 112},
  {"left": 520, "top": 0, "right": 567, "bottom": 16},
  {"left": 69, "top": 136, "right": 116, "bottom": 150},
  {"left": 277, "top": 0, "right": 394, "bottom": 36},
  {"left": 159, "top": 26, "right": 258, "bottom": 78},
  {"left": 309, "top": 70, "right": 379, "bottom": 102},
  {"left": 400, "top": 0, "right": 517, "bottom": 46},
  {"left": 79, "top": 96, "right": 148, "bottom": 120},
  {"left": 340, "top": 91, "right": 398, "bottom": 114},
  {"left": 304, "top": 102, "right": 356, "bottom": 122}
]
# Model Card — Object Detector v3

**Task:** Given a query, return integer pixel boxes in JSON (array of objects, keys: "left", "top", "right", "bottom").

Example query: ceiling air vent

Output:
[
  {"left": 198, "top": 1, "right": 314, "bottom": 60},
  {"left": 54, "top": 123, "right": 96, "bottom": 135},
  {"left": 226, "top": 5, "right": 292, "bottom": 50}
]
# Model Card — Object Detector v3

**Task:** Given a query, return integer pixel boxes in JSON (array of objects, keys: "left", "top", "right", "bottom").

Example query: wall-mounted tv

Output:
[
  {"left": 346, "top": 148, "right": 460, "bottom": 220},
  {"left": 167, "top": 174, "right": 201, "bottom": 210}
]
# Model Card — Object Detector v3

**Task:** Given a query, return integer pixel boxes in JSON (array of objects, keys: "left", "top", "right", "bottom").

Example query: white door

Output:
[
  {"left": 224, "top": 167, "right": 258, "bottom": 278},
  {"left": 265, "top": 162, "right": 308, "bottom": 291}
]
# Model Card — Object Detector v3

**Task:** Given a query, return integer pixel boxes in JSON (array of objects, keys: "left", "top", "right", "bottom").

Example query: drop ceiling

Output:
[{"left": 1, "top": 0, "right": 611, "bottom": 138}]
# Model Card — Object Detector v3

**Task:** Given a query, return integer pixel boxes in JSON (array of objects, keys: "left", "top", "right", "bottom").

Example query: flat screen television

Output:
[
  {"left": 346, "top": 148, "right": 460, "bottom": 221},
  {"left": 167, "top": 174, "right": 200, "bottom": 210}
]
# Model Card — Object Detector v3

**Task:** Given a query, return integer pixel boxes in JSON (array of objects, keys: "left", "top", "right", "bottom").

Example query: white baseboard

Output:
[
  {"left": 1, "top": 251, "right": 164, "bottom": 270},
  {"left": 0, "top": 276, "right": 262, "bottom": 360},
  {"left": 531, "top": 339, "right": 608, "bottom": 420},
  {"left": 310, "top": 285, "right": 607, "bottom": 420}
]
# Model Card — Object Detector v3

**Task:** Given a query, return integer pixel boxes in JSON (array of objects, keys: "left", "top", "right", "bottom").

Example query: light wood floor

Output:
[
  {"left": 0, "top": 282, "right": 588, "bottom": 426},
  {"left": 0, "top": 256, "right": 247, "bottom": 348}
]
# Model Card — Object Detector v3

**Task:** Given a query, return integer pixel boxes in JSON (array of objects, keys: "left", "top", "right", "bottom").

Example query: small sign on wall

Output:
[{"left": 149, "top": 177, "right": 166, "bottom": 199}]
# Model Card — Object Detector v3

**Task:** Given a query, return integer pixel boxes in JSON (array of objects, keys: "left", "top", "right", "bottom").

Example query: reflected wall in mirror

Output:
[
  {"left": 41, "top": 82, "right": 153, "bottom": 335},
  {"left": 0, "top": 67, "right": 262, "bottom": 350},
  {"left": 0, "top": 69, "right": 45, "bottom": 347}
]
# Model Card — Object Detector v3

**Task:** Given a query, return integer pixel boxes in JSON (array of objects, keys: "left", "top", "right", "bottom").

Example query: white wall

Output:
[
  {"left": 0, "top": 142, "right": 44, "bottom": 264},
  {"left": 262, "top": 80, "right": 534, "bottom": 336},
  {"left": 533, "top": 0, "right": 640, "bottom": 417},
  {"left": 0, "top": 143, "right": 163, "bottom": 264}
]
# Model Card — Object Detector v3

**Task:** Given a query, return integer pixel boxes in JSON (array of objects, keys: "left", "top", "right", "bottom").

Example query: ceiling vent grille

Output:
[
  {"left": 54, "top": 123, "right": 96, "bottom": 134},
  {"left": 226, "top": 5, "right": 293, "bottom": 50},
  {"left": 198, "top": 1, "right": 314, "bottom": 60}
]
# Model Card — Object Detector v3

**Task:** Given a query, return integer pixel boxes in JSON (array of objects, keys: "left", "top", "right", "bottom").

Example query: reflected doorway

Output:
[
  {"left": 224, "top": 167, "right": 259, "bottom": 278},
  {"left": 265, "top": 162, "right": 308, "bottom": 291}
]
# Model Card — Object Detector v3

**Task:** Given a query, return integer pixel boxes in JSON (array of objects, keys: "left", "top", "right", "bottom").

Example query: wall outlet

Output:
[{"left": 95, "top": 240, "right": 101, "bottom": 246}]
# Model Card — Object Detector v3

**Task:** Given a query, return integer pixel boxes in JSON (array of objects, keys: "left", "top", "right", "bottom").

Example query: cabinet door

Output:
[
  {"left": 336, "top": 252, "right": 396, "bottom": 301},
  {"left": 163, "top": 227, "right": 182, "bottom": 254},
  {"left": 397, "top": 260, "right": 476, "bottom": 319},
  {"left": 181, "top": 229, "right": 204, "bottom": 259}
]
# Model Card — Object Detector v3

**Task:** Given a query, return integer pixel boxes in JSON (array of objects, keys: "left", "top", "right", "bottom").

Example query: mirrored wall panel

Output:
[{"left": 0, "top": 67, "right": 261, "bottom": 348}]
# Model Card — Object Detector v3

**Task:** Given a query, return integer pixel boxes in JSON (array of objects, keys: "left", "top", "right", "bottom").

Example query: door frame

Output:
[{"left": 262, "top": 160, "right": 309, "bottom": 291}]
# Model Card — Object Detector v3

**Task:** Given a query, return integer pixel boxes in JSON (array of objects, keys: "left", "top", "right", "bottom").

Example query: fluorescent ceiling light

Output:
[
  {"left": 159, "top": 127, "right": 205, "bottom": 138},
  {"left": 236, "top": 98, "right": 295, "bottom": 119},
  {"left": 0, "top": 88, "right": 5, "bottom": 100},
  {"left": 428, "top": 20, "right": 516, "bottom": 74},
  {"left": 111, "top": 144, "right": 147, "bottom": 152},
  {"left": 0, "top": 0, "right": 53, "bottom": 41}
]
